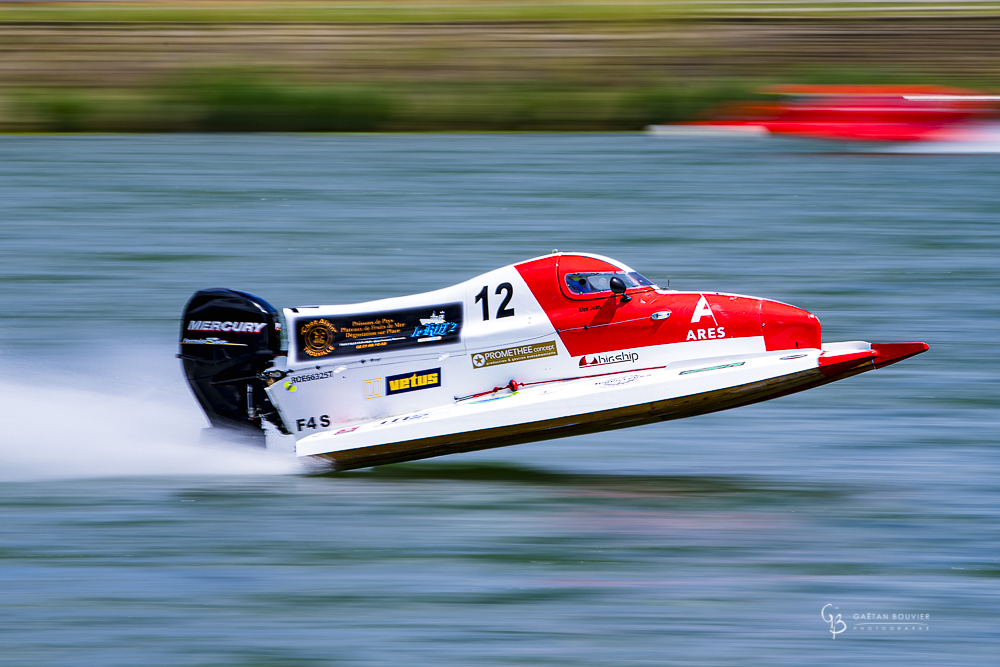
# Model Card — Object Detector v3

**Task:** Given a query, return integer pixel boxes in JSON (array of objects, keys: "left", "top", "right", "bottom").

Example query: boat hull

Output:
[{"left": 298, "top": 341, "right": 925, "bottom": 470}]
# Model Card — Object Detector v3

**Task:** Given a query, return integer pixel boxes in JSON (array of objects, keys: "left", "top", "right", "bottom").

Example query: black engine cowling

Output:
[{"left": 178, "top": 288, "right": 287, "bottom": 443}]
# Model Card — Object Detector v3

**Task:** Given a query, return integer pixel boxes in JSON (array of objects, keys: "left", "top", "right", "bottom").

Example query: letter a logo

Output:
[{"left": 690, "top": 295, "right": 718, "bottom": 325}]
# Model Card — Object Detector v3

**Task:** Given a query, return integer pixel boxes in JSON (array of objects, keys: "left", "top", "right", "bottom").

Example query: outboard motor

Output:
[{"left": 178, "top": 288, "right": 287, "bottom": 444}]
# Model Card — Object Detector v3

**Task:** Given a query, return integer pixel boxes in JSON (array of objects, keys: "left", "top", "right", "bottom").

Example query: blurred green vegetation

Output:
[
  {"left": 182, "top": 77, "right": 394, "bottom": 132},
  {"left": 13, "top": 78, "right": 394, "bottom": 133},
  {"left": 11, "top": 67, "right": 992, "bottom": 133},
  {"left": 8, "top": 74, "right": 772, "bottom": 132}
]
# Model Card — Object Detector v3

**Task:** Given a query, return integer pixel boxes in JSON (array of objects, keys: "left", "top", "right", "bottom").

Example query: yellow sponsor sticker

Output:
[
  {"left": 386, "top": 368, "right": 441, "bottom": 395},
  {"left": 363, "top": 378, "right": 383, "bottom": 399}
]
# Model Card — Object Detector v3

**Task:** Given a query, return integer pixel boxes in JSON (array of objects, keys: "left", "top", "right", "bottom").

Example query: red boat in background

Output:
[{"left": 654, "top": 85, "right": 1000, "bottom": 143}]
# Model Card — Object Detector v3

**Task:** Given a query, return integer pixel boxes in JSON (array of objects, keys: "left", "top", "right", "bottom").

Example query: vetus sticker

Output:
[
  {"left": 471, "top": 341, "right": 558, "bottom": 369},
  {"left": 386, "top": 368, "right": 441, "bottom": 395}
]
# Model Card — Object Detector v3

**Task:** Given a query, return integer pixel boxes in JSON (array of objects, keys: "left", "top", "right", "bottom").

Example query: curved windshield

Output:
[{"left": 564, "top": 271, "right": 656, "bottom": 294}]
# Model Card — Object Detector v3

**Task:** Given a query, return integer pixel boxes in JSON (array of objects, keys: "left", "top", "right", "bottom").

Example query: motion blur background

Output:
[
  {"left": 0, "top": 0, "right": 998, "bottom": 131},
  {"left": 1, "top": 2, "right": 999, "bottom": 666}
]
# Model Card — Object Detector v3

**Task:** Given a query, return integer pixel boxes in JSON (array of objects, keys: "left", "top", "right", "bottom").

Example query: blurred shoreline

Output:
[{"left": 1, "top": 5, "right": 998, "bottom": 131}]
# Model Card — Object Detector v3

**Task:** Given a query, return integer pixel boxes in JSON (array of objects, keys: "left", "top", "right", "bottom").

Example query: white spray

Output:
[{"left": 0, "top": 346, "right": 304, "bottom": 482}]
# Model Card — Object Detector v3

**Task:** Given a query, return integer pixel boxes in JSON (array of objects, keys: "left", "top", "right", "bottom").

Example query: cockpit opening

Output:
[{"left": 564, "top": 271, "right": 656, "bottom": 295}]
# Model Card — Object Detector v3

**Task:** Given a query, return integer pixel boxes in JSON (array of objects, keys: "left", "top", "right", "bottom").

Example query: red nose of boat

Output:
[{"left": 760, "top": 300, "right": 822, "bottom": 351}]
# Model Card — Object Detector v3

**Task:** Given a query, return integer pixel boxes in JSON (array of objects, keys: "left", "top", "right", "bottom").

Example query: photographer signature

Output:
[{"left": 821, "top": 604, "right": 847, "bottom": 638}]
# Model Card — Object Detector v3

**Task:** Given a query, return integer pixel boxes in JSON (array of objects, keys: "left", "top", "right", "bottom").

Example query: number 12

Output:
[{"left": 476, "top": 283, "right": 515, "bottom": 320}]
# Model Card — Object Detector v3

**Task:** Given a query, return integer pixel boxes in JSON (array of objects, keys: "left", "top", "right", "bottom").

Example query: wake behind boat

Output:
[{"left": 178, "top": 252, "right": 927, "bottom": 470}]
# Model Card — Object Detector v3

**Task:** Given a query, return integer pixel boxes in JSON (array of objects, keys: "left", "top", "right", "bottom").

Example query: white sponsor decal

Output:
[
  {"left": 187, "top": 320, "right": 268, "bottom": 333},
  {"left": 471, "top": 392, "right": 517, "bottom": 404},
  {"left": 685, "top": 327, "right": 726, "bottom": 341},
  {"left": 594, "top": 373, "right": 651, "bottom": 388},
  {"left": 285, "top": 370, "right": 336, "bottom": 387},
  {"left": 180, "top": 337, "right": 248, "bottom": 347},
  {"left": 579, "top": 351, "right": 639, "bottom": 368},
  {"left": 375, "top": 413, "right": 429, "bottom": 427},
  {"left": 288, "top": 371, "right": 335, "bottom": 384},
  {"left": 472, "top": 341, "right": 558, "bottom": 369},
  {"left": 690, "top": 295, "right": 718, "bottom": 325}
]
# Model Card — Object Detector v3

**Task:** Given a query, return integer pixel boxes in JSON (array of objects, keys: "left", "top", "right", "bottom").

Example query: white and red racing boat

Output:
[{"left": 179, "top": 252, "right": 927, "bottom": 470}]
